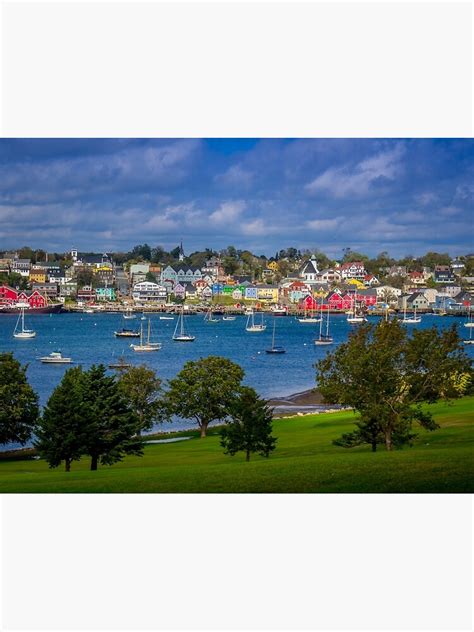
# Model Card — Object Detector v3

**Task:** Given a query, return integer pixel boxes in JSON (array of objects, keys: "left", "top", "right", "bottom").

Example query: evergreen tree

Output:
[
  {"left": 35, "top": 367, "right": 89, "bottom": 471},
  {"left": 0, "top": 353, "right": 39, "bottom": 447},
  {"left": 220, "top": 387, "right": 277, "bottom": 461},
  {"left": 165, "top": 356, "right": 244, "bottom": 437},
  {"left": 82, "top": 365, "right": 142, "bottom": 470}
]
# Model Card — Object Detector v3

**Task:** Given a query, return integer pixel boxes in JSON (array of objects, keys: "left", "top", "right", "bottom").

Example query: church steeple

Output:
[{"left": 178, "top": 240, "right": 185, "bottom": 262}]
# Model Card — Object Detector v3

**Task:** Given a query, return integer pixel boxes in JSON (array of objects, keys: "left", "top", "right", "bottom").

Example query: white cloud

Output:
[
  {"left": 306, "top": 217, "right": 341, "bottom": 231},
  {"left": 209, "top": 200, "right": 246, "bottom": 224},
  {"left": 305, "top": 144, "right": 405, "bottom": 198},
  {"left": 215, "top": 164, "right": 254, "bottom": 188}
]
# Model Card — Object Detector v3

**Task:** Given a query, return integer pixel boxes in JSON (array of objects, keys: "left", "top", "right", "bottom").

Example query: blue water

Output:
[{"left": 1, "top": 312, "right": 473, "bottom": 446}]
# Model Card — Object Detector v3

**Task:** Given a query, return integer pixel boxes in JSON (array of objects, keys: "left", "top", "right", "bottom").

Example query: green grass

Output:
[{"left": 1, "top": 397, "right": 473, "bottom": 493}]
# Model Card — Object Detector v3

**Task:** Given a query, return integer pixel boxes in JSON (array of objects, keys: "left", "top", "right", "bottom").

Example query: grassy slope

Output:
[{"left": 0, "top": 397, "right": 473, "bottom": 493}]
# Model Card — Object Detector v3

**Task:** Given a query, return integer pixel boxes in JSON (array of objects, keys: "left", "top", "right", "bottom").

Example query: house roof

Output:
[{"left": 300, "top": 257, "right": 319, "bottom": 275}]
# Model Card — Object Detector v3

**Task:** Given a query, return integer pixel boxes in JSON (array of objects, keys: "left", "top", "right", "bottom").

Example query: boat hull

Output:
[{"left": 0, "top": 304, "right": 62, "bottom": 315}]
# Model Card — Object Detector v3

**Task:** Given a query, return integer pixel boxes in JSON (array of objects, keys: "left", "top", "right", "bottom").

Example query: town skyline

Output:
[{"left": 0, "top": 138, "right": 472, "bottom": 257}]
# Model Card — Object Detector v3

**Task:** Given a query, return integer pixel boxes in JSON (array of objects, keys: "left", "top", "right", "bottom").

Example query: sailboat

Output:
[
  {"left": 245, "top": 310, "right": 266, "bottom": 332},
  {"left": 204, "top": 307, "right": 220, "bottom": 323},
  {"left": 463, "top": 323, "right": 474, "bottom": 345},
  {"left": 346, "top": 294, "right": 367, "bottom": 324},
  {"left": 401, "top": 305, "right": 421, "bottom": 324},
  {"left": 130, "top": 319, "right": 162, "bottom": 352},
  {"left": 464, "top": 309, "right": 474, "bottom": 328},
  {"left": 123, "top": 308, "right": 136, "bottom": 320},
  {"left": 297, "top": 305, "right": 321, "bottom": 323},
  {"left": 173, "top": 308, "right": 195, "bottom": 342},
  {"left": 266, "top": 318, "right": 286, "bottom": 354},
  {"left": 314, "top": 303, "right": 333, "bottom": 345},
  {"left": 13, "top": 308, "right": 36, "bottom": 338}
]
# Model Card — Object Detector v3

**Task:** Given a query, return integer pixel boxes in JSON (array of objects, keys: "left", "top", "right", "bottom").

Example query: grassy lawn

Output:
[{"left": 0, "top": 397, "right": 473, "bottom": 493}]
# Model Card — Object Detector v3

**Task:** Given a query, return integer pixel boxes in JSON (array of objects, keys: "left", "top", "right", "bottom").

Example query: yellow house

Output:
[
  {"left": 257, "top": 286, "right": 279, "bottom": 303},
  {"left": 268, "top": 261, "right": 279, "bottom": 272},
  {"left": 29, "top": 267, "right": 47, "bottom": 283},
  {"left": 347, "top": 278, "right": 365, "bottom": 289}
]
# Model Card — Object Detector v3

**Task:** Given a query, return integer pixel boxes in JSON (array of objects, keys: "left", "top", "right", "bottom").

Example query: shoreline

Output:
[{"left": 0, "top": 387, "right": 342, "bottom": 458}]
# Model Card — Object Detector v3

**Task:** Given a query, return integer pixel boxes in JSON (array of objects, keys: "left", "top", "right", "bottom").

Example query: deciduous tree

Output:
[
  {"left": 165, "top": 356, "right": 244, "bottom": 437},
  {"left": 316, "top": 319, "right": 471, "bottom": 451},
  {"left": 118, "top": 365, "right": 164, "bottom": 435}
]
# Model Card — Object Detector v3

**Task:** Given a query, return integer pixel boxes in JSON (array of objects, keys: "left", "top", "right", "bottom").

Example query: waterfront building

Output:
[
  {"left": 29, "top": 266, "right": 48, "bottom": 284},
  {"left": 132, "top": 281, "right": 167, "bottom": 303},
  {"left": 256, "top": 286, "right": 279, "bottom": 303},
  {"left": 31, "top": 282, "right": 58, "bottom": 300},
  {"left": 95, "top": 287, "right": 116, "bottom": 301}
]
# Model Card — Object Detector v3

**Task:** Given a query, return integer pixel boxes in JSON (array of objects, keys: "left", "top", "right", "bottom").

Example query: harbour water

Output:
[{"left": 1, "top": 311, "right": 473, "bottom": 446}]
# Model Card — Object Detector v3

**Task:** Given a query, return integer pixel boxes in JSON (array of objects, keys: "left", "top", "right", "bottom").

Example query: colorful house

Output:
[
  {"left": 256, "top": 286, "right": 279, "bottom": 303},
  {"left": 95, "top": 287, "right": 116, "bottom": 301}
]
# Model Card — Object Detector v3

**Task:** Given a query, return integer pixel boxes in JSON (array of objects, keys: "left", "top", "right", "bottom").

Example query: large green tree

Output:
[
  {"left": 0, "top": 353, "right": 39, "bottom": 447},
  {"left": 165, "top": 356, "right": 245, "bottom": 437},
  {"left": 118, "top": 365, "right": 164, "bottom": 435},
  {"left": 220, "top": 387, "right": 277, "bottom": 461},
  {"left": 35, "top": 367, "right": 89, "bottom": 471},
  {"left": 82, "top": 365, "right": 143, "bottom": 470},
  {"left": 316, "top": 319, "right": 471, "bottom": 451}
]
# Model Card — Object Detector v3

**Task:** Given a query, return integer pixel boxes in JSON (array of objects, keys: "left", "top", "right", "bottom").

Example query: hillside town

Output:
[{"left": 1, "top": 244, "right": 473, "bottom": 314}]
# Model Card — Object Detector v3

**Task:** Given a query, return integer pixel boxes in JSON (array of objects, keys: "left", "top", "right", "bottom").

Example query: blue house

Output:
[{"left": 245, "top": 286, "right": 258, "bottom": 300}]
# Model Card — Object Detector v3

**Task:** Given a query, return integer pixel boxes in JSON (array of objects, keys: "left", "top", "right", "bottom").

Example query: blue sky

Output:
[{"left": 0, "top": 138, "right": 472, "bottom": 258}]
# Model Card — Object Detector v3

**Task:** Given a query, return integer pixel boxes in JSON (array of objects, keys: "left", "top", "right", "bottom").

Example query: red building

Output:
[
  {"left": 0, "top": 285, "right": 18, "bottom": 305},
  {"left": 0, "top": 284, "right": 47, "bottom": 309}
]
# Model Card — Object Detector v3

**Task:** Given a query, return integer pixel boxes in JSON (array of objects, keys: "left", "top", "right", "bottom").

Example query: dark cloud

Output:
[{"left": 0, "top": 138, "right": 472, "bottom": 256}]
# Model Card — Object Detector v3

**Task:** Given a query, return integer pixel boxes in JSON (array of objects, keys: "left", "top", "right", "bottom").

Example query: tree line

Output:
[
  {"left": 0, "top": 355, "right": 276, "bottom": 471},
  {"left": 1, "top": 319, "right": 471, "bottom": 472}
]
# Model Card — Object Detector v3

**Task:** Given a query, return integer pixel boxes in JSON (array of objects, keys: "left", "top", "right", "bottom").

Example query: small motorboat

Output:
[
  {"left": 222, "top": 316, "right": 236, "bottom": 321},
  {"left": 39, "top": 352, "right": 73, "bottom": 364},
  {"left": 123, "top": 309, "right": 136, "bottom": 320},
  {"left": 159, "top": 316, "right": 174, "bottom": 320}
]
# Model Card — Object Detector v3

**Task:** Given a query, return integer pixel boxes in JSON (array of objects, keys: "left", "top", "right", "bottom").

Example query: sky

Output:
[{"left": 0, "top": 138, "right": 472, "bottom": 258}]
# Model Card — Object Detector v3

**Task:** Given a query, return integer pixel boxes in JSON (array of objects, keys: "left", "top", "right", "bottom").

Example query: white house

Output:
[
  {"left": 132, "top": 281, "right": 167, "bottom": 303},
  {"left": 299, "top": 255, "right": 319, "bottom": 282}
]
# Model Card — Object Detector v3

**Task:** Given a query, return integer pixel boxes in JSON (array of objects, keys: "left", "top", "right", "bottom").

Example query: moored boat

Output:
[
  {"left": 114, "top": 328, "right": 141, "bottom": 338},
  {"left": 173, "top": 308, "right": 195, "bottom": 342},
  {"left": 13, "top": 308, "right": 36, "bottom": 339},
  {"left": 39, "top": 352, "right": 73, "bottom": 364}
]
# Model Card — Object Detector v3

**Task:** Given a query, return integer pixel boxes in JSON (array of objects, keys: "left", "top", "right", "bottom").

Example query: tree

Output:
[
  {"left": 0, "top": 353, "right": 39, "bottom": 447},
  {"left": 82, "top": 365, "right": 143, "bottom": 470},
  {"left": 222, "top": 255, "right": 240, "bottom": 275},
  {"left": 220, "top": 387, "right": 277, "bottom": 461},
  {"left": 35, "top": 367, "right": 89, "bottom": 471},
  {"left": 165, "top": 356, "right": 245, "bottom": 437},
  {"left": 118, "top": 365, "right": 164, "bottom": 435},
  {"left": 316, "top": 319, "right": 471, "bottom": 451},
  {"left": 145, "top": 271, "right": 157, "bottom": 283}
]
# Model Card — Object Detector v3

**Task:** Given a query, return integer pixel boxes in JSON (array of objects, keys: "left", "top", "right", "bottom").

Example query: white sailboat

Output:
[
  {"left": 130, "top": 319, "right": 162, "bottom": 352},
  {"left": 346, "top": 294, "right": 367, "bottom": 324},
  {"left": 266, "top": 318, "right": 286, "bottom": 354},
  {"left": 13, "top": 308, "right": 36, "bottom": 339},
  {"left": 464, "top": 309, "right": 474, "bottom": 328},
  {"left": 401, "top": 305, "right": 421, "bottom": 324},
  {"left": 297, "top": 305, "right": 321, "bottom": 323},
  {"left": 314, "top": 304, "right": 333, "bottom": 345},
  {"left": 123, "top": 308, "right": 136, "bottom": 320},
  {"left": 463, "top": 323, "right": 474, "bottom": 345},
  {"left": 204, "top": 307, "right": 220, "bottom": 323},
  {"left": 245, "top": 310, "right": 266, "bottom": 332},
  {"left": 173, "top": 308, "right": 195, "bottom": 342}
]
